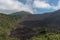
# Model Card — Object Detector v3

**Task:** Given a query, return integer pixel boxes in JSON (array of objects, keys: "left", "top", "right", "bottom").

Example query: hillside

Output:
[
  {"left": 20, "top": 10, "right": 60, "bottom": 30},
  {"left": 0, "top": 11, "right": 32, "bottom": 40},
  {"left": 0, "top": 13, "right": 18, "bottom": 40},
  {"left": 0, "top": 10, "right": 60, "bottom": 40},
  {"left": 14, "top": 10, "right": 60, "bottom": 30},
  {"left": 10, "top": 10, "right": 60, "bottom": 40}
]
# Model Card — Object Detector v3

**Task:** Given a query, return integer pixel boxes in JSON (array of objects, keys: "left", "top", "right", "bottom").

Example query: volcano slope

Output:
[{"left": 10, "top": 10, "right": 60, "bottom": 40}]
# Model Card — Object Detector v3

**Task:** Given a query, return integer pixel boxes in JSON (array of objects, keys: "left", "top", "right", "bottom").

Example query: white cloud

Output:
[
  {"left": 0, "top": 0, "right": 33, "bottom": 14},
  {"left": 0, "top": 0, "right": 60, "bottom": 14},
  {"left": 33, "top": 0, "right": 60, "bottom": 10},
  {"left": 33, "top": 0, "right": 52, "bottom": 9}
]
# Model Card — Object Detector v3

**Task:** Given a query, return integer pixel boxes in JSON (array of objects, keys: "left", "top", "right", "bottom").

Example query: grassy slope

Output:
[{"left": 0, "top": 13, "right": 19, "bottom": 40}]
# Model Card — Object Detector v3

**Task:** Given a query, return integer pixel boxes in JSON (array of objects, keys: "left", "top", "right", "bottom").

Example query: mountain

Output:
[
  {"left": 10, "top": 10, "right": 60, "bottom": 40},
  {"left": 21, "top": 10, "right": 60, "bottom": 31},
  {"left": 11, "top": 11, "right": 31, "bottom": 16},
  {"left": 22, "top": 10, "right": 60, "bottom": 21},
  {"left": 9, "top": 11, "right": 32, "bottom": 20}
]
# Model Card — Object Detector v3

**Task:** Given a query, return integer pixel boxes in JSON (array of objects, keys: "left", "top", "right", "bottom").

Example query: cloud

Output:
[
  {"left": 33, "top": 0, "right": 60, "bottom": 10},
  {"left": 33, "top": 0, "right": 52, "bottom": 9},
  {"left": 57, "top": 0, "right": 60, "bottom": 9},
  {"left": 0, "top": 0, "right": 33, "bottom": 14},
  {"left": 53, "top": 0, "right": 60, "bottom": 10},
  {"left": 0, "top": 0, "right": 60, "bottom": 14}
]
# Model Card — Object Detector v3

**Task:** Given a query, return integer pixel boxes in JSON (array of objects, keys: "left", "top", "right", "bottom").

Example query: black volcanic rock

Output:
[{"left": 10, "top": 10, "right": 60, "bottom": 40}]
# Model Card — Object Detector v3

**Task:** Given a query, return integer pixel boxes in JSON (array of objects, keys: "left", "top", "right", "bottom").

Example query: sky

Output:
[{"left": 0, "top": 0, "right": 60, "bottom": 14}]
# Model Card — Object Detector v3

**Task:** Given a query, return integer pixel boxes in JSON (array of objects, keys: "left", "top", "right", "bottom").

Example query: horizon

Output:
[{"left": 0, "top": 9, "right": 60, "bottom": 14}]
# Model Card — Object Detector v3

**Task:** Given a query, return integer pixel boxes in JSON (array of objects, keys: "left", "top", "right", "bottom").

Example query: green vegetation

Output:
[
  {"left": 30, "top": 33, "right": 60, "bottom": 40},
  {"left": 0, "top": 13, "right": 19, "bottom": 40}
]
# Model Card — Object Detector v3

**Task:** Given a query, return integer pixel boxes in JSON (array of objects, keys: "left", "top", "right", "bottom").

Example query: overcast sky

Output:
[{"left": 0, "top": 0, "right": 60, "bottom": 14}]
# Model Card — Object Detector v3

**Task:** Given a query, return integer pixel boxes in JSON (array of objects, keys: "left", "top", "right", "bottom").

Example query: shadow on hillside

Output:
[{"left": 10, "top": 20, "right": 47, "bottom": 40}]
